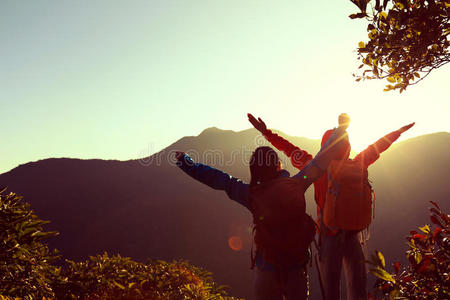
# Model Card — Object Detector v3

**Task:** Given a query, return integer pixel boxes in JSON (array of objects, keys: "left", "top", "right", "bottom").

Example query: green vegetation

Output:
[
  {"left": 0, "top": 189, "right": 238, "bottom": 300},
  {"left": 368, "top": 201, "right": 449, "bottom": 299},
  {"left": 53, "top": 254, "right": 235, "bottom": 299},
  {"left": 349, "top": 0, "right": 449, "bottom": 92},
  {"left": 0, "top": 188, "right": 59, "bottom": 299}
]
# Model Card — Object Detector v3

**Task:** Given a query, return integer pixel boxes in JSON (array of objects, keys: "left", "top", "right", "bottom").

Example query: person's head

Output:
[
  {"left": 249, "top": 146, "right": 281, "bottom": 186},
  {"left": 338, "top": 113, "right": 351, "bottom": 129}
]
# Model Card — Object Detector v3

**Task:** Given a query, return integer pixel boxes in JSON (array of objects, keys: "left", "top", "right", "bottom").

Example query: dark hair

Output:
[{"left": 249, "top": 146, "right": 280, "bottom": 186}]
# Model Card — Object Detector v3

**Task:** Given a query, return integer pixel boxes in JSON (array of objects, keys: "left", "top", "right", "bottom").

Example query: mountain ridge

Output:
[{"left": 3, "top": 129, "right": 447, "bottom": 176}]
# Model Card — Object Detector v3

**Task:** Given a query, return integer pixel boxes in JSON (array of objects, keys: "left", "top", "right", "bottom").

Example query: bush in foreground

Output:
[
  {"left": 53, "top": 253, "right": 236, "bottom": 300},
  {"left": 0, "top": 189, "right": 238, "bottom": 299},
  {"left": 368, "top": 201, "right": 449, "bottom": 299},
  {"left": 0, "top": 189, "right": 59, "bottom": 299}
]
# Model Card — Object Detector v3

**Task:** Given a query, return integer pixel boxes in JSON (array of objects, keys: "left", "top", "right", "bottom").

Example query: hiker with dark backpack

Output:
[
  {"left": 248, "top": 113, "right": 415, "bottom": 300},
  {"left": 175, "top": 118, "right": 349, "bottom": 300}
]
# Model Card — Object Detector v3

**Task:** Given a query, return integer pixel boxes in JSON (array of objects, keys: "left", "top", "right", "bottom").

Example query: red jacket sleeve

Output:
[
  {"left": 353, "top": 130, "right": 402, "bottom": 167},
  {"left": 263, "top": 129, "right": 313, "bottom": 170}
]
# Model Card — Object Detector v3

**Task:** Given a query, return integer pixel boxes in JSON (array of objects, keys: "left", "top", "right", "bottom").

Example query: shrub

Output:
[
  {"left": 368, "top": 201, "right": 449, "bottom": 299},
  {"left": 53, "top": 253, "right": 237, "bottom": 300},
  {"left": 0, "top": 189, "right": 238, "bottom": 299},
  {"left": 0, "top": 188, "right": 59, "bottom": 299}
]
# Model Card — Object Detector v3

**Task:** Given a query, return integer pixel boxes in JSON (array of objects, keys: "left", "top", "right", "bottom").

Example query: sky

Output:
[{"left": 1, "top": 0, "right": 449, "bottom": 173}]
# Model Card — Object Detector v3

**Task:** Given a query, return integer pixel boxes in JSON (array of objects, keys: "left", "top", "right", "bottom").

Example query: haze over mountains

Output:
[{"left": 0, "top": 128, "right": 448, "bottom": 299}]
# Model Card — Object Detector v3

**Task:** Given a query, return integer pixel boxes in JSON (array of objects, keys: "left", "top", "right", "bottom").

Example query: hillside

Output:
[{"left": 0, "top": 128, "right": 448, "bottom": 299}]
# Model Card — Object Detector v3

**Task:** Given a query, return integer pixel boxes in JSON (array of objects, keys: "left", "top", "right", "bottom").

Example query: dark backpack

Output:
[{"left": 249, "top": 177, "right": 316, "bottom": 269}]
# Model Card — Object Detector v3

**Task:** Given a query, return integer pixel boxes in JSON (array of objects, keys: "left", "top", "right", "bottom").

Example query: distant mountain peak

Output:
[
  {"left": 200, "top": 126, "right": 222, "bottom": 134},
  {"left": 198, "top": 126, "right": 237, "bottom": 136}
]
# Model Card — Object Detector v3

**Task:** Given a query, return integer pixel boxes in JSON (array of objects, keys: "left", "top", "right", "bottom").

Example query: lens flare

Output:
[{"left": 228, "top": 236, "right": 243, "bottom": 251}]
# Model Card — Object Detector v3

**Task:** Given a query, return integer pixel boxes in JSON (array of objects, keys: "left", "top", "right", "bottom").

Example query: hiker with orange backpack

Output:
[
  {"left": 248, "top": 113, "right": 415, "bottom": 300},
  {"left": 175, "top": 117, "right": 349, "bottom": 300}
]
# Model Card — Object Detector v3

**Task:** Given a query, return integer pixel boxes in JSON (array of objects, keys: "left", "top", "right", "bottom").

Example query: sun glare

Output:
[
  {"left": 347, "top": 127, "right": 371, "bottom": 155},
  {"left": 346, "top": 123, "right": 399, "bottom": 156},
  {"left": 228, "top": 236, "right": 243, "bottom": 251}
]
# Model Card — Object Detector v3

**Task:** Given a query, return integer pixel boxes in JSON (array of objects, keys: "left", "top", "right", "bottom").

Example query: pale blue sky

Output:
[{"left": 1, "top": 0, "right": 449, "bottom": 173}]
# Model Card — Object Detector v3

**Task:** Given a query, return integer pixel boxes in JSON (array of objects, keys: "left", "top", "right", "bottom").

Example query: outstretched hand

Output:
[
  {"left": 175, "top": 151, "right": 185, "bottom": 160},
  {"left": 247, "top": 113, "right": 267, "bottom": 134},
  {"left": 398, "top": 122, "right": 415, "bottom": 133}
]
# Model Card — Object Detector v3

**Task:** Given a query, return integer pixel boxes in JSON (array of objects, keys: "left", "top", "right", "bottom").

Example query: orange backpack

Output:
[
  {"left": 323, "top": 160, "right": 374, "bottom": 231},
  {"left": 249, "top": 177, "right": 316, "bottom": 269}
]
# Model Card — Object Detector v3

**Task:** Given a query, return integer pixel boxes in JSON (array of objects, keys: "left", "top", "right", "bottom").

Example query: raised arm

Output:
[
  {"left": 293, "top": 126, "right": 349, "bottom": 188},
  {"left": 353, "top": 122, "right": 415, "bottom": 167},
  {"left": 247, "top": 113, "right": 313, "bottom": 170},
  {"left": 176, "top": 152, "right": 249, "bottom": 208}
]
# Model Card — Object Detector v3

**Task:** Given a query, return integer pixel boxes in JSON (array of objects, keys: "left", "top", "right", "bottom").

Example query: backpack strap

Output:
[
  {"left": 364, "top": 189, "right": 376, "bottom": 244},
  {"left": 250, "top": 227, "right": 256, "bottom": 269},
  {"left": 372, "top": 189, "right": 376, "bottom": 220}
]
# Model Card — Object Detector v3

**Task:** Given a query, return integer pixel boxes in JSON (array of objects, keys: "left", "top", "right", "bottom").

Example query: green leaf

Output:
[
  {"left": 418, "top": 225, "right": 430, "bottom": 234},
  {"left": 128, "top": 282, "right": 136, "bottom": 289},
  {"left": 370, "top": 267, "right": 396, "bottom": 283},
  {"left": 395, "top": 2, "right": 405, "bottom": 10},
  {"left": 113, "top": 280, "right": 125, "bottom": 290},
  {"left": 349, "top": 12, "right": 368, "bottom": 19},
  {"left": 389, "top": 289, "right": 401, "bottom": 299},
  {"left": 414, "top": 251, "right": 422, "bottom": 264},
  {"left": 373, "top": 67, "right": 379, "bottom": 76},
  {"left": 376, "top": 251, "right": 386, "bottom": 268},
  {"left": 384, "top": 84, "right": 394, "bottom": 91}
]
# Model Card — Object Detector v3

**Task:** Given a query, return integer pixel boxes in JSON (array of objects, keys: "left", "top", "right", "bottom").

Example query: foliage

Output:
[
  {"left": 349, "top": 0, "right": 450, "bottom": 92},
  {"left": 0, "top": 296, "right": 35, "bottom": 300},
  {"left": 0, "top": 188, "right": 59, "bottom": 299},
  {"left": 53, "top": 253, "right": 238, "bottom": 300},
  {"left": 0, "top": 189, "right": 239, "bottom": 299},
  {"left": 368, "top": 201, "right": 449, "bottom": 299}
]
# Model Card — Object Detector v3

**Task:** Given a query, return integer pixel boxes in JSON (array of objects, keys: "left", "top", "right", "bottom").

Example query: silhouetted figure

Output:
[
  {"left": 249, "top": 113, "right": 414, "bottom": 300},
  {"left": 175, "top": 120, "right": 348, "bottom": 300}
]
